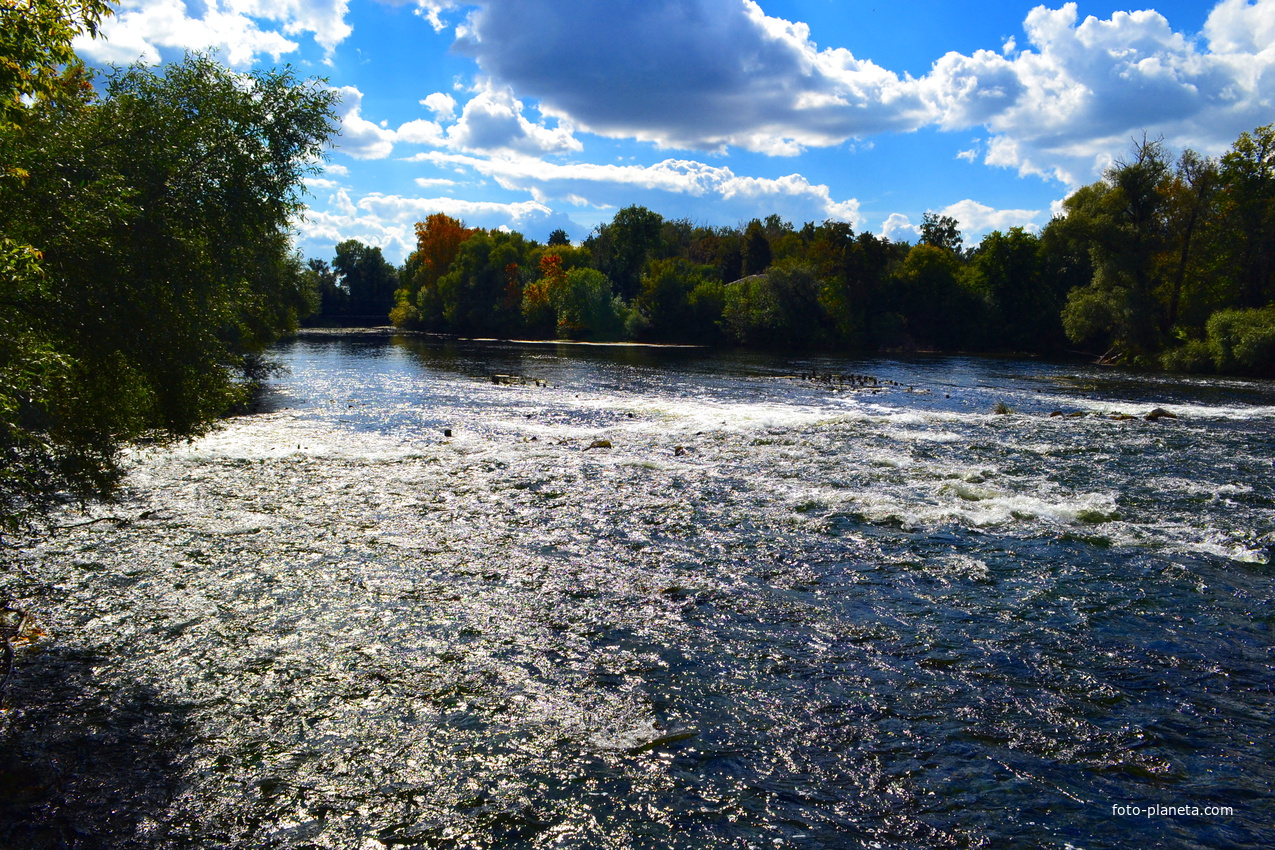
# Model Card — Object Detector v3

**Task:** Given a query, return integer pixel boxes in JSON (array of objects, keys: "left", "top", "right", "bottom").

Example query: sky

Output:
[{"left": 74, "top": 0, "right": 1275, "bottom": 264}]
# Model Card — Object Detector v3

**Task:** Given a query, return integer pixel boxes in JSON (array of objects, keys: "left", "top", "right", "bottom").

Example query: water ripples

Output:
[{"left": 2, "top": 335, "right": 1273, "bottom": 848}]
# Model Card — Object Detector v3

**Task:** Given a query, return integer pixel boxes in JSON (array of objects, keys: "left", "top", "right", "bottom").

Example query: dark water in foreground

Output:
[{"left": 3, "top": 333, "right": 1274, "bottom": 849}]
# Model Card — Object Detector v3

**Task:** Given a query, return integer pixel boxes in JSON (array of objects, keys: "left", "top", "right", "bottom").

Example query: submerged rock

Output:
[
  {"left": 587, "top": 439, "right": 612, "bottom": 450},
  {"left": 1145, "top": 407, "right": 1179, "bottom": 421}
]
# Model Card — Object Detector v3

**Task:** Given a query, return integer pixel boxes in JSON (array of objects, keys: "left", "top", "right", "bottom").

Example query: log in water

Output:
[{"left": 2, "top": 334, "right": 1273, "bottom": 848}]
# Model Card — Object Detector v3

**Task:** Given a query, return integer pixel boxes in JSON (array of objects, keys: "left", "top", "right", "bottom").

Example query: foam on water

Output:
[{"left": 7, "top": 339, "right": 1273, "bottom": 849}]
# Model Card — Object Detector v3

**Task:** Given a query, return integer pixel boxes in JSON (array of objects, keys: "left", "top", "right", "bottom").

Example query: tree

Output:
[
  {"left": 893, "top": 244, "right": 981, "bottom": 350},
  {"left": 741, "top": 219, "right": 773, "bottom": 276},
  {"left": 722, "top": 262, "right": 827, "bottom": 348},
  {"left": 964, "top": 228, "right": 1065, "bottom": 352},
  {"left": 547, "top": 228, "right": 570, "bottom": 246},
  {"left": 333, "top": 239, "right": 397, "bottom": 320},
  {"left": 553, "top": 268, "right": 624, "bottom": 341},
  {"left": 304, "top": 258, "right": 344, "bottom": 322},
  {"left": 436, "top": 229, "right": 532, "bottom": 337},
  {"left": 397, "top": 213, "right": 479, "bottom": 328},
  {"left": 1160, "top": 149, "right": 1222, "bottom": 331},
  {"left": 1060, "top": 136, "right": 1172, "bottom": 360},
  {"left": 635, "top": 257, "right": 713, "bottom": 342},
  {"left": 1218, "top": 124, "right": 1275, "bottom": 309},
  {"left": 1, "top": 52, "right": 336, "bottom": 533},
  {"left": 0, "top": 0, "right": 112, "bottom": 128},
  {"left": 588, "top": 205, "right": 663, "bottom": 301},
  {"left": 920, "top": 212, "right": 963, "bottom": 254}
]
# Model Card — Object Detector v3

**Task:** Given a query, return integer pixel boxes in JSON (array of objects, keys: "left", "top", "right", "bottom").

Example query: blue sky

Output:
[{"left": 76, "top": 0, "right": 1275, "bottom": 264}]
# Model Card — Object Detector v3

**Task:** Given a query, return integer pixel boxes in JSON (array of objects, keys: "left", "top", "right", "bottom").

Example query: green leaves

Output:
[
  {"left": 0, "top": 51, "right": 336, "bottom": 535},
  {"left": 0, "top": 0, "right": 112, "bottom": 126}
]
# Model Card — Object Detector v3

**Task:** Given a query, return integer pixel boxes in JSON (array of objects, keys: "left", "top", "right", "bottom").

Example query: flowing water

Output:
[{"left": 3, "top": 332, "right": 1274, "bottom": 849}]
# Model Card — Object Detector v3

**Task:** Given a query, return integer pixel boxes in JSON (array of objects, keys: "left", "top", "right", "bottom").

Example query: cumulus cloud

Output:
[
  {"left": 396, "top": 118, "right": 446, "bottom": 146},
  {"left": 918, "top": 1, "right": 1275, "bottom": 182},
  {"left": 421, "top": 92, "right": 458, "bottom": 120},
  {"left": 1204, "top": 0, "right": 1275, "bottom": 53},
  {"left": 439, "top": 0, "right": 927, "bottom": 154},
  {"left": 415, "top": 0, "right": 1275, "bottom": 185},
  {"left": 444, "top": 83, "right": 582, "bottom": 154},
  {"left": 74, "top": 0, "right": 351, "bottom": 66},
  {"left": 295, "top": 192, "right": 580, "bottom": 263},
  {"left": 331, "top": 86, "right": 397, "bottom": 159},
  {"left": 937, "top": 200, "right": 1042, "bottom": 235},
  {"left": 405, "top": 152, "right": 862, "bottom": 226},
  {"left": 881, "top": 213, "right": 920, "bottom": 243}
]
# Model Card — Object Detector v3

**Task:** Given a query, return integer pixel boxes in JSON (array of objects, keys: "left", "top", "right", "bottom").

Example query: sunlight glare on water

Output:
[{"left": 3, "top": 333, "right": 1273, "bottom": 849}]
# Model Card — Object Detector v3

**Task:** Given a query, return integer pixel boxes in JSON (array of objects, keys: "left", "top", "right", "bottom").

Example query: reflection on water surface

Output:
[{"left": 3, "top": 333, "right": 1273, "bottom": 848}]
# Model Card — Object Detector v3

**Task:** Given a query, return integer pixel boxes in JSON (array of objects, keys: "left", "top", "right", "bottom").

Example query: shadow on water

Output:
[{"left": 0, "top": 645, "right": 191, "bottom": 849}]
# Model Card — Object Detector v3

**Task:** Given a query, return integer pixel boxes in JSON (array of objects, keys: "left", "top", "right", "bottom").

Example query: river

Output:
[{"left": 2, "top": 332, "right": 1273, "bottom": 849}]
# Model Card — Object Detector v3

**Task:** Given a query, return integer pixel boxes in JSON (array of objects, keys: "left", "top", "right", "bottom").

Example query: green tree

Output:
[
  {"left": 588, "top": 205, "right": 663, "bottom": 301},
  {"left": 920, "top": 212, "right": 963, "bottom": 254},
  {"left": 635, "top": 257, "right": 713, "bottom": 342},
  {"left": 436, "top": 229, "right": 532, "bottom": 336},
  {"left": 1060, "top": 137, "right": 1172, "bottom": 361},
  {"left": 1218, "top": 124, "right": 1275, "bottom": 309},
  {"left": 0, "top": 52, "right": 335, "bottom": 533},
  {"left": 891, "top": 244, "right": 981, "bottom": 350},
  {"left": 333, "top": 239, "right": 397, "bottom": 320},
  {"left": 1160, "top": 149, "right": 1222, "bottom": 331},
  {"left": 0, "top": 0, "right": 112, "bottom": 128},
  {"left": 964, "top": 228, "right": 1065, "bottom": 352},
  {"left": 722, "top": 261, "right": 827, "bottom": 348},
  {"left": 741, "top": 219, "right": 773, "bottom": 276},
  {"left": 553, "top": 267, "right": 625, "bottom": 341}
]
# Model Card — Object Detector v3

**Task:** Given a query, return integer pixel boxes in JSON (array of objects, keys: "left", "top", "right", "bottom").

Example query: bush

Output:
[{"left": 1206, "top": 307, "right": 1275, "bottom": 375}]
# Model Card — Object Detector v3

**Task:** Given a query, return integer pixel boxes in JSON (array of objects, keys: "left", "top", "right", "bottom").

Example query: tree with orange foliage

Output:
[
  {"left": 522, "top": 252, "right": 564, "bottom": 336},
  {"left": 391, "top": 213, "right": 479, "bottom": 329}
]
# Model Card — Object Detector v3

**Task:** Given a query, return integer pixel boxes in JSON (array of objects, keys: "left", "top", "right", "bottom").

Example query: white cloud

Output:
[
  {"left": 415, "top": 0, "right": 1275, "bottom": 187},
  {"left": 330, "top": 188, "right": 357, "bottom": 215},
  {"left": 405, "top": 152, "right": 862, "bottom": 226},
  {"left": 444, "top": 82, "right": 582, "bottom": 154},
  {"left": 332, "top": 86, "right": 396, "bottom": 159},
  {"left": 922, "top": 1, "right": 1275, "bottom": 184},
  {"left": 444, "top": 0, "right": 928, "bottom": 154},
  {"left": 1204, "top": 0, "right": 1275, "bottom": 54},
  {"left": 73, "top": 0, "right": 351, "bottom": 66},
  {"left": 413, "top": 0, "right": 459, "bottom": 32},
  {"left": 396, "top": 118, "right": 446, "bottom": 146},
  {"left": 937, "top": 199, "right": 1042, "bottom": 235},
  {"left": 881, "top": 213, "right": 920, "bottom": 243},
  {"left": 422, "top": 92, "right": 458, "bottom": 120},
  {"left": 305, "top": 177, "right": 343, "bottom": 190}
]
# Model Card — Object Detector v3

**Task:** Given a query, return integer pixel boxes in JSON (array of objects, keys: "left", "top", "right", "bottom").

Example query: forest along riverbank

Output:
[{"left": 2, "top": 335, "right": 1273, "bottom": 849}]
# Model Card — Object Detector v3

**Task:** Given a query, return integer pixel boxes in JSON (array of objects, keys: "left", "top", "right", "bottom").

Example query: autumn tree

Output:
[{"left": 397, "top": 213, "right": 479, "bottom": 329}]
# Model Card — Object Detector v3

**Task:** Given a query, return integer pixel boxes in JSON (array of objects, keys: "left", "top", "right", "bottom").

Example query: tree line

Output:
[
  {"left": 1, "top": 1, "right": 337, "bottom": 535},
  {"left": 310, "top": 127, "right": 1275, "bottom": 377}
]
